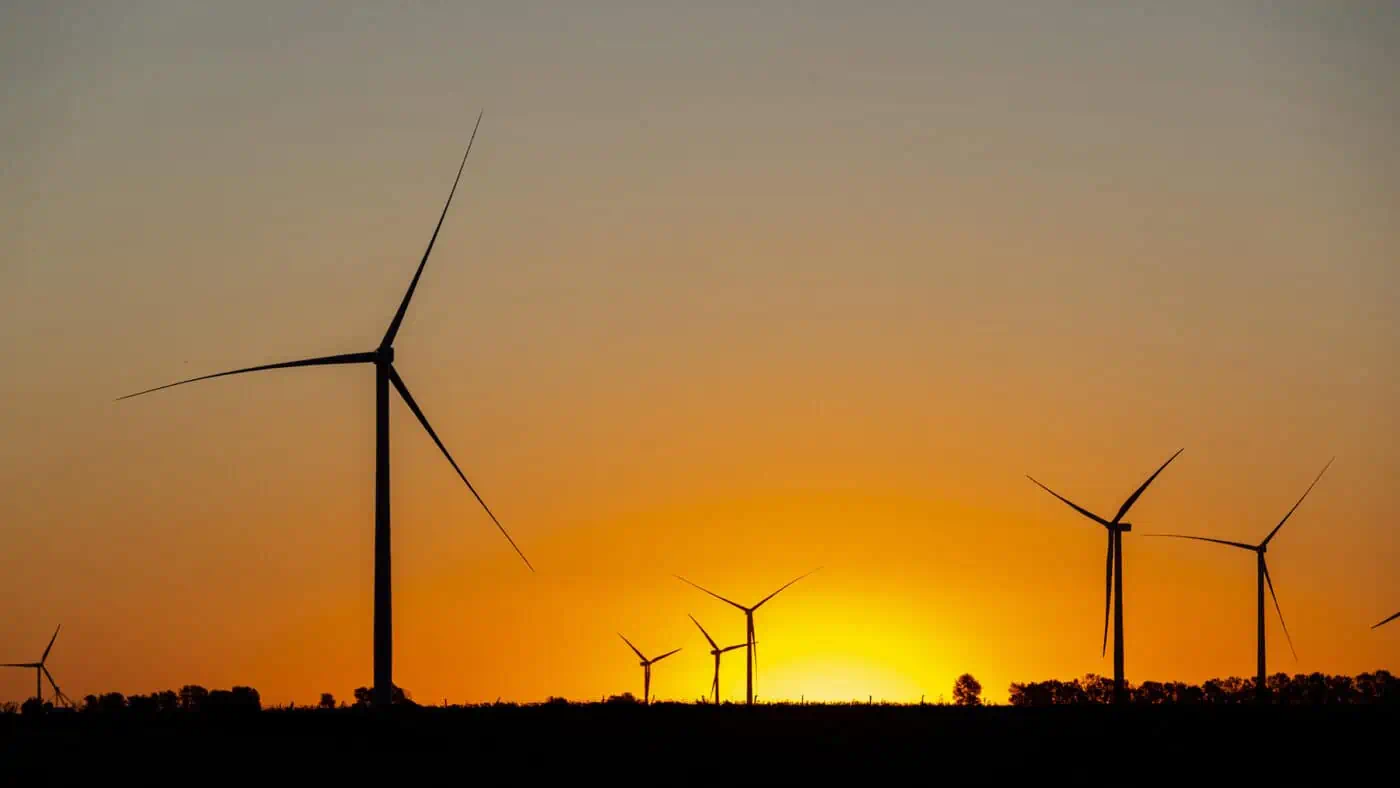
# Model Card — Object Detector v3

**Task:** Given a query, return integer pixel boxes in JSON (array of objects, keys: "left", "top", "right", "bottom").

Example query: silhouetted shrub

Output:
[
  {"left": 319, "top": 693, "right": 336, "bottom": 710},
  {"left": 605, "top": 692, "right": 639, "bottom": 705}
]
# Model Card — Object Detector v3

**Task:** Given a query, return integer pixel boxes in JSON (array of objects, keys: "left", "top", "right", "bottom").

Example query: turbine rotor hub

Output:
[{"left": 375, "top": 346, "right": 395, "bottom": 364}]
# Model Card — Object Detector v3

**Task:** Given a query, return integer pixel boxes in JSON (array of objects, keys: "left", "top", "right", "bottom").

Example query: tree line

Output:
[{"left": 1006, "top": 671, "right": 1399, "bottom": 706}]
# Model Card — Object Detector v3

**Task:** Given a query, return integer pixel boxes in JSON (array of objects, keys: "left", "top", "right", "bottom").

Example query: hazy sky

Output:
[{"left": 3, "top": 1, "right": 1397, "bottom": 705}]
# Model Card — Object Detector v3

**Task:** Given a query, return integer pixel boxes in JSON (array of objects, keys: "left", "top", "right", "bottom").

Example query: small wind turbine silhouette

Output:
[
  {"left": 1144, "top": 458, "right": 1332, "bottom": 700},
  {"left": 675, "top": 568, "right": 821, "bottom": 705},
  {"left": 688, "top": 614, "right": 749, "bottom": 704},
  {"left": 618, "top": 634, "right": 680, "bottom": 705},
  {"left": 1374, "top": 612, "right": 1400, "bottom": 630},
  {"left": 1026, "top": 448, "right": 1183, "bottom": 705},
  {"left": 2, "top": 626, "right": 71, "bottom": 706},
  {"left": 116, "top": 113, "right": 532, "bottom": 709}
]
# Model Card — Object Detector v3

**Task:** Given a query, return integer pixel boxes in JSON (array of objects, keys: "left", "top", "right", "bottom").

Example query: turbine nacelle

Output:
[{"left": 1117, "top": 522, "right": 1133, "bottom": 532}]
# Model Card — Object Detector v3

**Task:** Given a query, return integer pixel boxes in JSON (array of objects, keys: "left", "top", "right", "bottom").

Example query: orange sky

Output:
[{"left": 2, "top": 2, "right": 1398, "bottom": 705}]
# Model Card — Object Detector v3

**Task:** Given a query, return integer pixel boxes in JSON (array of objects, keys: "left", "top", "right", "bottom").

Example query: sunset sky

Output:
[{"left": 2, "top": 2, "right": 1397, "bottom": 706}]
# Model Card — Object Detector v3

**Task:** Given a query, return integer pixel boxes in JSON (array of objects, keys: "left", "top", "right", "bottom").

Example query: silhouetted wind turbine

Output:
[
  {"left": 115, "top": 113, "right": 531, "bottom": 709},
  {"left": 1027, "top": 449, "right": 1183, "bottom": 705},
  {"left": 618, "top": 634, "right": 680, "bottom": 705},
  {"left": 1374, "top": 612, "right": 1400, "bottom": 630},
  {"left": 675, "top": 569, "right": 821, "bottom": 705},
  {"left": 1, "top": 625, "right": 69, "bottom": 706},
  {"left": 1145, "top": 458, "right": 1332, "bottom": 700},
  {"left": 688, "top": 614, "right": 749, "bottom": 704}
]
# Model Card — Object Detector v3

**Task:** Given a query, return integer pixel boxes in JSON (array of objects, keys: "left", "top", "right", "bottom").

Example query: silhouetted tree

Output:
[
  {"left": 21, "top": 698, "right": 47, "bottom": 716},
  {"left": 319, "top": 693, "right": 336, "bottom": 710},
  {"left": 179, "top": 685, "right": 208, "bottom": 712},
  {"left": 953, "top": 674, "right": 982, "bottom": 706},
  {"left": 82, "top": 695, "right": 99, "bottom": 713},
  {"left": 155, "top": 690, "right": 179, "bottom": 713},
  {"left": 231, "top": 686, "right": 261, "bottom": 711},
  {"left": 1081, "top": 674, "right": 1114, "bottom": 704},
  {"left": 605, "top": 692, "right": 639, "bottom": 705},
  {"left": 97, "top": 693, "right": 127, "bottom": 713},
  {"left": 127, "top": 694, "right": 157, "bottom": 714},
  {"left": 0, "top": 701, "right": 18, "bottom": 715}
]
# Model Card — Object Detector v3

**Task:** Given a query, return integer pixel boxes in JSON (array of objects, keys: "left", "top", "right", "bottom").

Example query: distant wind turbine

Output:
[
  {"left": 618, "top": 634, "right": 680, "bottom": 705},
  {"left": 2, "top": 626, "right": 71, "bottom": 707},
  {"left": 1027, "top": 448, "right": 1183, "bottom": 705},
  {"left": 675, "top": 569, "right": 821, "bottom": 705},
  {"left": 115, "top": 113, "right": 532, "bottom": 709},
  {"left": 1374, "top": 612, "right": 1400, "bottom": 630},
  {"left": 688, "top": 614, "right": 749, "bottom": 704},
  {"left": 1144, "top": 458, "right": 1332, "bottom": 700}
]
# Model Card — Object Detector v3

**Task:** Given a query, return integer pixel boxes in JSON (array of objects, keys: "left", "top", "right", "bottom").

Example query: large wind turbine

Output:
[
  {"left": 618, "top": 634, "right": 680, "bottom": 705},
  {"left": 116, "top": 113, "right": 531, "bottom": 709},
  {"left": 2, "top": 625, "right": 70, "bottom": 706},
  {"left": 675, "top": 569, "right": 820, "bottom": 705},
  {"left": 1026, "top": 449, "right": 1183, "bottom": 705},
  {"left": 688, "top": 614, "right": 748, "bottom": 704},
  {"left": 1147, "top": 459, "right": 1331, "bottom": 700}
]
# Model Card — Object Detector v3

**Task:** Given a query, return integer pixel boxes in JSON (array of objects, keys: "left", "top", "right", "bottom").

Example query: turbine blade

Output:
[
  {"left": 651, "top": 648, "right": 682, "bottom": 663},
  {"left": 674, "top": 576, "right": 747, "bottom": 611},
  {"left": 40, "top": 625, "right": 60, "bottom": 664},
  {"left": 1102, "top": 529, "right": 1113, "bottom": 658},
  {"left": 1262, "top": 559, "right": 1297, "bottom": 661},
  {"left": 1140, "top": 533, "right": 1257, "bottom": 551},
  {"left": 0, "top": 663, "right": 39, "bottom": 668},
  {"left": 1262, "top": 457, "right": 1334, "bottom": 546},
  {"left": 721, "top": 643, "right": 749, "bottom": 653},
  {"left": 116, "top": 353, "right": 376, "bottom": 401},
  {"left": 618, "top": 633, "right": 646, "bottom": 661},
  {"left": 688, "top": 614, "right": 718, "bottom": 650},
  {"left": 388, "top": 366, "right": 533, "bottom": 572},
  {"left": 753, "top": 567, "right": 822, "bottom": 610},
  {"left": 1026, "top": 476, "right": 1110, "bottom": 527},
  {"left": 381, "top": 112, "right": 483, "bottom": 349},
  {"left": 749, "top": 618, "right": 758, "bottom": 688},
  {"left": 41, "top": 665, "right": 59, "bottom": 692},
  {"left": 1372, "top": 611, "right": 1400, "bottom": 630},
  {"left": 1112, "top": 448, "right": 1184, "bottom": 524}
]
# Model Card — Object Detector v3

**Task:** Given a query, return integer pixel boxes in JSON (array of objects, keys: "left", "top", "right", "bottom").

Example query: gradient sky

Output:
[{"left": 3, "top": 1, "right": 1397, "bottom": 706}]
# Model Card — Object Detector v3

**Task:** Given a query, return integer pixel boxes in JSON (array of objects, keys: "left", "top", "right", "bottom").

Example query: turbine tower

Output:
[
  {"left": 618, "top": 634, "right": 680, "bottom": 705},
  {"left": 675, "top": 568, "right": 820, "bottom": 705},
  {"left": 688, "top": 614, "right": 748, "bottom": 704},
  {"left": 2, "top": 625, "right": 70, "bottom": 706},
  {"left": 116, "top": 113, "right": 531, "bottom": 709},
  {"left": 1146, "top": 459, "right": 1332, "bottom": 700},
  {"left": 1026, "top": 448, "right": 1183, "bottom": 705}
]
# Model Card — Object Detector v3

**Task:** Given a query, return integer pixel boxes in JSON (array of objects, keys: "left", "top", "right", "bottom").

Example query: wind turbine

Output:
[
  {"left": 115, "top": 113, "right": 532, "bottom": 709},
  {"left": 1374, "top": 612, "right": 1400, "bottom": 630},
  {"left": 675, "top": 568, "right": 820, "bottom": 705},
  {"left": 688, "top": 614, "right": 749, "bottom": 704},
  {"left": 618, "top": 634, "right": 680, "bottom": 705},
  {"left": 1026, "top": 448, "right": 1183, "bottom": 705},
  {"left": 1147, "top": 459, "right": 1332, "bottom": 700},
  {"left": 2, "top": 625, "right": 71, "bottom": 706}
]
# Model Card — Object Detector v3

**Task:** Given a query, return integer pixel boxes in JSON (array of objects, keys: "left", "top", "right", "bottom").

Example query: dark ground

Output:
[{"left": 4, "top": 704, "right": 1394, "bottom": 780}]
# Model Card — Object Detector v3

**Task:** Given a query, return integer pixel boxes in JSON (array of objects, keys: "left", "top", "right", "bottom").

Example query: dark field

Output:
[{"left": 4, "top": 704, "right": 1394, "bottom": 779}]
